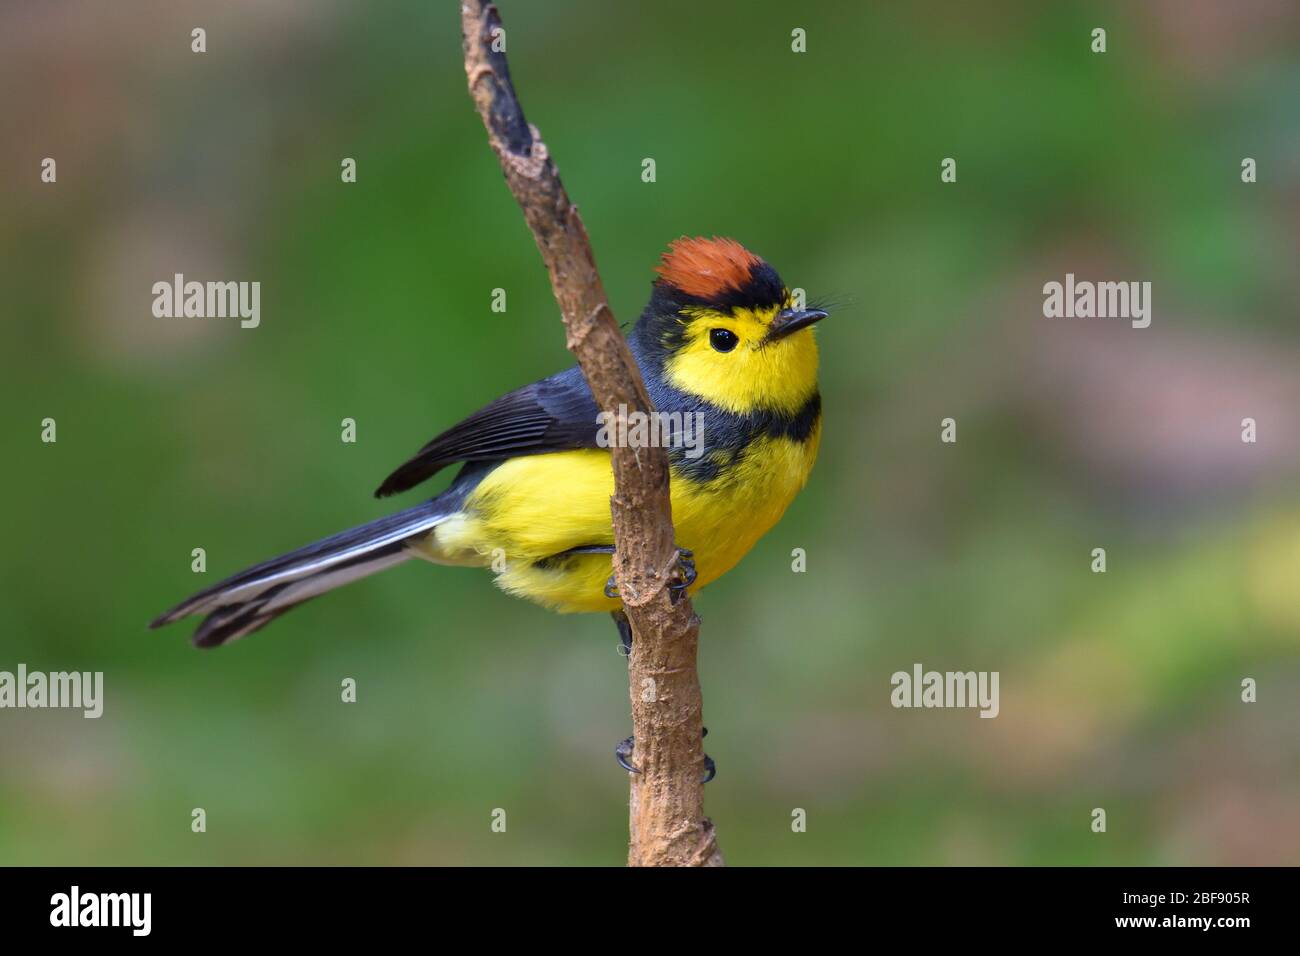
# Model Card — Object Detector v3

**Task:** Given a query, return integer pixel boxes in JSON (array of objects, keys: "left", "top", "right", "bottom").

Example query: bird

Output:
[{"left": 152, "top": 236, "right": 827, "bottom": 774}]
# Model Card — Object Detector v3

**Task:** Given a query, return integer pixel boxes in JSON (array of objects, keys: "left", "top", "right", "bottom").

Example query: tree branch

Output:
[{"left": 459, "top": 1, "right": 722, "bottom": 866}]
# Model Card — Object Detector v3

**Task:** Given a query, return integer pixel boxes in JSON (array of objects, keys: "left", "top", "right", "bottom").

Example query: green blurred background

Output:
[{"left": 2, "top": 0, "right": 1298, "bottom": 865}]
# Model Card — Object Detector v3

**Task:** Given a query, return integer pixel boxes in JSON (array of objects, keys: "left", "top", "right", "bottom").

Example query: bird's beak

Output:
[{"left": 765, "top": 307, "right": 829, "bottom": 342}]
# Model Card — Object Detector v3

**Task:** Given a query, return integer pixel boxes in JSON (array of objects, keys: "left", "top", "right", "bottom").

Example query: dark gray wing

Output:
[{"left": 374, "top": 366, "right": 601, "bottom": 497}]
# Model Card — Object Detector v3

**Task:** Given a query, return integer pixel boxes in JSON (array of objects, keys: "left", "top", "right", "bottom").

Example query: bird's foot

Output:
[
  {"left": 612, "top": 610, "right": 632, "bottom": 658},
  {"left": 668, "top": 547, "right": 696, "bottom": 604},
  {"left": 615, "top": 735, "right": 637, "bottom": 773},
  {"left": 615, "top": 727, "right": 715, "bottom": 783},
  {"left": 604, "top": 546, "right": 696, "bottom": 604}
]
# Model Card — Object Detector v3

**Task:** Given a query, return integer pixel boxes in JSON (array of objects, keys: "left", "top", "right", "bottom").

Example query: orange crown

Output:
[{"left": 654, "top": 236, "right": 763, "bottom": 300}]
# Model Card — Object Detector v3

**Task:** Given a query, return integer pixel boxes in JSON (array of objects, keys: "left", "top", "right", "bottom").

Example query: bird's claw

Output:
[
  {"left": 614, "top": 726, "right": 715, "bottom": 783},
  {"left": 700, "top": 726, "right": 715, "bottom": 782},
  {"left": 615, "top": 735, "right": 638, "bottom": 774},
  {"left": 612, "top": 610, "right": 633, "bottom": 658},
  {"left": 669, "top": 547, "right": 696, "bottom": 604},
  {"left": 604, "top": 546, "right": 695, "bottom": 604}
]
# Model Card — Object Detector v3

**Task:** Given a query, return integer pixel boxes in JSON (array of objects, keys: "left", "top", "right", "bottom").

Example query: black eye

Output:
[{"left": 709, "top": 328, "right": 738, "bottom": 352}]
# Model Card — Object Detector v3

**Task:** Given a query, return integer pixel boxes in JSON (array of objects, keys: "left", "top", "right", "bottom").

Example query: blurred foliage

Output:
[{"left": 1, "top": 0, "right": 1298, "bottom": 865}]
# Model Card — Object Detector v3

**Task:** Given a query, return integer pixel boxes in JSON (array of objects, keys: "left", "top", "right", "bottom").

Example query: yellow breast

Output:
[{"left": 415, "top": 421, "right": 820, "bottom": 613}]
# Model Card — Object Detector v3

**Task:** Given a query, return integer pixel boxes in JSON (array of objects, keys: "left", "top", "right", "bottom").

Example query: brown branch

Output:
[{"left": 459, "top": 1, "right": 722, "bottom": 866}]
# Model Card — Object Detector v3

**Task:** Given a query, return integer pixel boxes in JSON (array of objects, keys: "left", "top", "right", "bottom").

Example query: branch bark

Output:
[{"left": 459, "top": 1, "right": 722, "bottom": 866}]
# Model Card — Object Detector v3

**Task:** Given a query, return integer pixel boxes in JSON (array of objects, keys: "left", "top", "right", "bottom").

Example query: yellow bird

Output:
[{"left": 152, "top": 237, "right": 827, "bottom": 649}]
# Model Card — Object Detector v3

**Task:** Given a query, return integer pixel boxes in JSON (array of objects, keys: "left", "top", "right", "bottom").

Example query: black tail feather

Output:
[
  {"left": 151, "top": 500, "right": 448, "bottom": 648},
  {"left": 191, "top": 597, "right": 298, "bottom": 649}
]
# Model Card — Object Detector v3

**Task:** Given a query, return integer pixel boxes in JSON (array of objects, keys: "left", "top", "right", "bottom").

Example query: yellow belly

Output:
[{"left": 412, "top": 425, "right": 819, "bottom": 613}]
